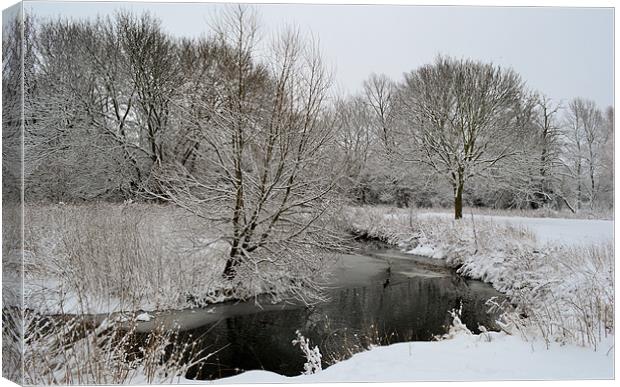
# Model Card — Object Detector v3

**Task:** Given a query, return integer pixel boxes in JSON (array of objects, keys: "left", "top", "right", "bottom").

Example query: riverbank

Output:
[
  {"left": 2, "top": 203, "right": 333, "bottom": 384},
  {"left": 343, "top": 206, "right": 614, "bottom": 350}
]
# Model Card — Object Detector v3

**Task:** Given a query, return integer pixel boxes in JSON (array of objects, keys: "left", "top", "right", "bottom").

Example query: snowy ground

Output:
[
  {"left": 209, "top": 331, "right": 614, "bottom": 383},
  {"left": 415, "top": 212, "right": 613, "bottom": 246}
]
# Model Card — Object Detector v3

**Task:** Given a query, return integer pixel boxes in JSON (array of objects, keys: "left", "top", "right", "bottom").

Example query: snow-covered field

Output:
[
  {"left": 414, "top": 212, "right": 613, "bottom": 246},
  {"left": 212, "top": 331, "right": 614, "bottom": 383}
]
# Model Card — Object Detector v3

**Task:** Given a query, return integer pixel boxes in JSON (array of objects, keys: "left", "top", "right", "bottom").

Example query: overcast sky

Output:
[{"left": 25, "top": 1, "right": 614, "bottom": 107}]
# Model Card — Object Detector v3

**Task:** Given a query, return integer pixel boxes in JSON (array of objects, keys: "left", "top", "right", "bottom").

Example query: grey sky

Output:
[{"left": 26, "top": 1, "right": 614, "bottom": 107}]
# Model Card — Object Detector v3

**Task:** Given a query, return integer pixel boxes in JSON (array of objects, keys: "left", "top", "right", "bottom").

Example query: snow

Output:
[
  {"left": 407, "top": 244, "right": 446, "bottom": 258},
  {"left": 208, "top": 331, "right": 614, "bottom": 383},
  {"left": 494, "top": 216, "right": 613, "bottom": 246},
  {"left": 415, "top": 212, "right": 613, "bottom": 247},
  {"left": 136, "top": 312, "right": 153, "bottom": 322}
]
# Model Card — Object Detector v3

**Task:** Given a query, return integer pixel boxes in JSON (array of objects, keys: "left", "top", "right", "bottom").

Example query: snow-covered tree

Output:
[
  {"left": 26, "top": 12, "right": 184, "bottom": 201},
  {"left": 597, "top": 106, "right": 614, "bottom": 209},
  {"left": 563, "top": 98, "right": 606, "bottom": 210},
  {"left": 395, "top": 56, "right": 525, "bottom": 219},
  {"left": 363, "top": 73, "right": 395, "bottom": 151},
  {"left": 503, "top": 94, "right": 566, "bottom": 210},
  {"left": 153, "top": 6, "right": 342, "bottom": 289}
]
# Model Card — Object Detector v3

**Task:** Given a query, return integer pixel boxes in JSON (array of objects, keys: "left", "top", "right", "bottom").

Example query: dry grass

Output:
[
  {"left": 2, "top": 203, "right": 24, "bottom": 384},
  {"left": 343, "top": 206, "right": 536, "bottom": 260},
  {"left": 487, "top": 242, "right": 614, "bottom": 350},
  {"left": 21, "top": 203, "right": 233, "bottom": 314},
  {"left": 318, "top": 318, "right": 396, "bottom": 367},
  {"left": 6, "top": 202, "right": 334, "bottom": 384},
  {"left": 4, "top": 203, "right": 219, "bottom": 384}
]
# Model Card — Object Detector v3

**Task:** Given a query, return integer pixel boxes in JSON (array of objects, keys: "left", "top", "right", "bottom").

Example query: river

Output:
[{"left": 132, "top": 249, "right": 503, "bottom": 380}]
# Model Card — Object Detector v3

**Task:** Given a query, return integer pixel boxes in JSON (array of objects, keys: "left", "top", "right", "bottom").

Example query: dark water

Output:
[{"left": 139, "top": 251, "right": 503, "bottom": 380}]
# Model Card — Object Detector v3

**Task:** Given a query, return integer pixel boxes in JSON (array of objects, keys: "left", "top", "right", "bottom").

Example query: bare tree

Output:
[
  {"left": 363, "top": 73, "right": 395, "bottom": 151},
  {"left": 332, "top": 96, "right": 377, "bottom": 203},
  {"left": 117, "top": 12, "right": 182, "bottom": 187},
  {"left": 27, "top": 12, "right": 186, "bottom": 201},
  {"left": 172, "top": 36, "right": 226, "bottom": 174},
  {"left": 489, "top": 92, "right": 538, "bottom": 209},
  {"left": 564, "top": 98, "right": 604, "bottom": 210},
  {"left": 362, "top": 74, "right": 413, "bottom": 207},
  {"left": 154, "top": 6, "right": 340, "bottom": 298},
  {"left": 396, "top": 56, "right": 524, "bottom": 219},
  {"left": 29, "top": 18, "right": 122, "bottom": 200},
  {"left": 3, "top": 13, "right": 30, "bottom": 202},
  {"left": 528, "top": 95, "right": 565, "bottom": 209},
  {"left": 597, "top": 106, "right": 615, "bottom": 208}
]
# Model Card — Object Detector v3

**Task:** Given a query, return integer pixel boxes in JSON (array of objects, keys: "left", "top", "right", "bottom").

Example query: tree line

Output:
[{"left": 338, "top": 61, "right": 613, "bottom": 219}]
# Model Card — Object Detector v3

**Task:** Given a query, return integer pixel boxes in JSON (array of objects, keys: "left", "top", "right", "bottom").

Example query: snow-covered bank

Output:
[
  {"left": 344, "top": 206, "right": 614, "bottom": 350},
  {"left": 210, "top": 331, "right": 614, "bottom": 383}
]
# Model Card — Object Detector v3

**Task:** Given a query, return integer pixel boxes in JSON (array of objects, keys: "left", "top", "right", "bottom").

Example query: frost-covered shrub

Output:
[
  {"left": 486, "top": 243, "right": 614, "bottom": 350},
  {"left": 456, "top": 240, "right": 613, "bottom": 350},
  {"left": 340, "top": 206, "right": 415, "bottom": 245},
  {"left": 292, "top": 330, "right": 322, "bottom": 375},
  {"left": 436, "top": 303, "right": 473, "bottom": 340}
]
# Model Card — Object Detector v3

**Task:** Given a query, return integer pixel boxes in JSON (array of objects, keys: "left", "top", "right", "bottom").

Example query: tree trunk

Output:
[
  {"left": 454, "top": 181, "right": 464, "bottom": 220},
  {"left": 222, "top": 251, "right": 241, "bottom": 280},
  {"left": 558, "top": 194, "right": 576, "bottom": 214},
  {"left": 589, "top": 161, "right": 596, "bottom": 210},
  {"left": 576, "top": 161, "right": 582, "bottom": 210}
]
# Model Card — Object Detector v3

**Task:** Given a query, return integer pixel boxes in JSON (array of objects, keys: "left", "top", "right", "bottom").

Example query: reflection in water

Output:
[{"left": 143, "top": 253, "right": 502, "bottom": 380}]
